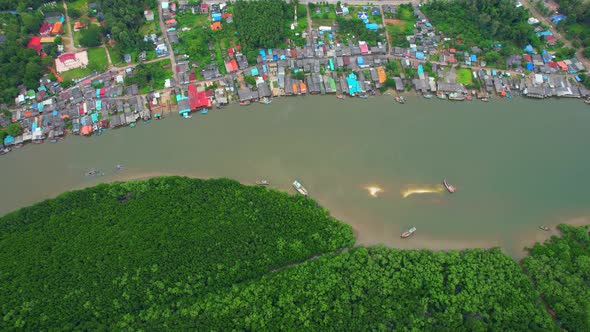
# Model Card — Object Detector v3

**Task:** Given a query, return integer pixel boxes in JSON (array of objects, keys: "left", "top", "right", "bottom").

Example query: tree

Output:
[
  {"left": 5, "top": 123, "right": 22, "bottom": 137},
  {"left": 79, "top": 25, "right": 102, "bottom": 47},
  {"left": 20, "top": 12, "right": 43, "bottom": 34}
]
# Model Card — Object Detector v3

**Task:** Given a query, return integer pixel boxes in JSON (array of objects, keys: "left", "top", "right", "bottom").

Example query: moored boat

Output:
[
  {"left": 448, "top": 92, "right": 465, "bottom": 101},
  {"left": 423, "top": 94, "right": 433, "bottom": 99},
  {"left": 260, "top": 97, "right": 272, "bottom": 104},
  {"left": 336, "top": 94, "right": 345, "bottom": 100},
  {"left": 255, "top": 180, "right": 270, "bottom": 186},
  {"left": 359, "top": 94, "right": 368, "bottom": 99},
  {"left": 0, "top": 147, "right": 10, "bottom": 155},
  {"left": 585, "top": 98, "right": 590, "bottom": 105},
  {"left": 437, "top": 93, "right": 447, "bottom": 100},
  {"left": 481, "top": 97, "right": 489, "bottom": 102},
  {"left": 539, "top": 226, "right": 550, "bottom": 231},
  {"left": 292, "top": 180, "right": 308, "bottom": 196},
  {"left": 394, "top": 96, "right": 405, "bottom": 104},
  {"left": 201, "top": 109, "right": 209, "bottom": 114},
  {"left": 443, "top": 179, "right": 456, "bottom": 193},
  {"left": 239, "top": 101, "right": 251, "bottom": 106},
  {"left": 401, "top": 227, "right": 417, "bottom": 238}
]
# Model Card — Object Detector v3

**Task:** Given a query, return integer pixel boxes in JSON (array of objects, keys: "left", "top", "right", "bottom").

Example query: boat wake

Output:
[
  {"left": 365, "top": 186, "right": 383, "bottom": 197},
  {"left": 402, "top": 185, "right": 445, "bottom": 198}
]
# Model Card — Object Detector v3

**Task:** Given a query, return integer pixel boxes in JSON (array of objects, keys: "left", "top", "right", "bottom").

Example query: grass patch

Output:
[
  {"left": 456, "top": 68, "right": 473, "bottom": 85},
  {"left": 62, "top": 67, "right": 94, "bottom": 81},
  {"left": 398, "top": 6, "right": 414, "bottom": 21},
  {"left": 309, "top": 4, "right": 337, "bottom": 19},
  {"left": 87, "top": 47, "right": 108, "bottom": 71},
  {"left": 67, "top": 0, "right": 87, "bottom": 12},
  {"left": 312, "top": 18, "right": 335, "bottom": 28},
  {"left": 176, "top": 12, "right": 210, "bottom": 29},
  {"left": 139, "top": 12, "right": 159, "bottom": 36}
]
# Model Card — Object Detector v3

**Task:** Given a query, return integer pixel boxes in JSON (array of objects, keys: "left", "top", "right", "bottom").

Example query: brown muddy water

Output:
[{"left": 1, "top": 95, "right": 589, "bottom": 258}]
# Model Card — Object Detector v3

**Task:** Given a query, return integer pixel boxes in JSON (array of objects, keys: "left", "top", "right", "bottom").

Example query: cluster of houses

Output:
[{"left": 27, "top": 12, "right": 64, "bottom": 54}]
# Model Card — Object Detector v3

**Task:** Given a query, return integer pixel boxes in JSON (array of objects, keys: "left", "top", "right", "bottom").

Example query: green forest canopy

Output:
[
  {"left": 0, "top": 177, "right": 587, "bottom": 329},
  {"left": 233, "top": 0, "right": 293, "bottom": 57},
  {"left": 0, "top": 177, "right": 353, "bottom": 329},
  {"left": 422, "top": 0, "right": 541, "bottom": 48},
  {"left": 522, "top": 224, "right": 590, "bottom": 331}
]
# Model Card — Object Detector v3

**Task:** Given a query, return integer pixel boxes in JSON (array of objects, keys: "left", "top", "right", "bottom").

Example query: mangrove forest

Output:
[{"left": 0, "top": 177, "right": 587, "bottom": 330}]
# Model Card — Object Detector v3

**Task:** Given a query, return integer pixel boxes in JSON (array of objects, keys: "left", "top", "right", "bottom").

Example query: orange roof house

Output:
[
  {"left": 292, "top": 83, "right": 298, "bottom": 94},
  {"left": 164, "top": 18, "right": 176, "bottom": 25},
  {"left": 299, "top": 81, "right": 307, "bottom": 94},
  {"left": 377, "top": 67, "right": 386, "bottom": 83},
  {"left": 211, "top": 21, "right": 222, "bottom": 31},
  {"left": 74, "top": 22, "right": 86, "bottom": 31},
  {"left": 225, "top": 59, "right": 238, "bottom": 72},
  {"left": 51, "top": 22, "right": 63, "bottom": 35}
]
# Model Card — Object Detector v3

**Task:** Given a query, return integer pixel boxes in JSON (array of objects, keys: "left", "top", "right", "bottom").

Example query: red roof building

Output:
[
  {"left": 225, "top": 59, "right": 238, "bottom": 73},
  {"left": 523, "top": 54, "right": 532, "bottom": 62},
  {"left": 27, "top": 37, "right": 43, "bottom": 53},
  {"left": 545, "top": 35, "right": 557, "bottom": 45},
  {"left": 228, "top": 47, "right": 235, "bottom": 58},
  {"left": 164, "top": 18, "right": 176, "bottom": 25},
  {"left": 556, "top": 61, "right": 568, "bottom": 71},
  {"left": 359, "top": 42, "right": 369, "bottom": 54},
  {"left": 74, "top": 21, "right": 86, "bottom": 31},
  {"left": 188, "top": 84, "right": 211, "bottom": 110},
  {"left": 222, "top": 13, "right": 232, "bottom": 19},
  {"left": 39, "top": 22, "right": 52, "bottom": 36},
  {"left": 200, "top": 3, "right": 209, "bottom": 13}
]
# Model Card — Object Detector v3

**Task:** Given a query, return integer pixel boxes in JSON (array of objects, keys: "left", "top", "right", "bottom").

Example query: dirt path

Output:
[
  {"left": 61, "top": 0, "right": 79, "bottom": 53},
  {"left": 381, "top": 5, "right": 392, "bottom": 54},
  {"left": 103, "top": 45, "right": 112, "bottom": 68},
  {"left": 306, "top": 4, "right": 312, "bottom": 35}
]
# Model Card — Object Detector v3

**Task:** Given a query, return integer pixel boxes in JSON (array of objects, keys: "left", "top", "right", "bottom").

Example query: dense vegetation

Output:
[
  {"left": 182, "top": 247, "right": 554, "bottom": 330},
  {"left": 0, "top": 11, "right": 47, "bottom": 104},
  {"left": 233, "top": 0, "right": 293, "bottom": 61},
  {"left": 90, "top": 0, "right": 155, "bottom": 52},
  {"left": 336, "top": 17, "right": 385, "bottom": 46},
  {"left": 553, "top": 0, "right": 590, "bottom": 47},
  {"left": 423, "top": 0, "right": 540, "bottom": 48},
  {"left": 124, "top": 60, "right": 172, "bottom": 93},
  {"left": 2, "top": 177, "right": 589, "bottom": 329},
  {"left": 0, "top": 177, "right": 353, "bottom": 329},
  {"left": 522, "top": 224, "right": 590, "bottom": 331}
]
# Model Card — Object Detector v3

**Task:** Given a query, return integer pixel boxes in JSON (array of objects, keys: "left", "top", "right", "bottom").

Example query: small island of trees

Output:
[{"left": 0, "top": 177, "right": 588, "bottom": 329}]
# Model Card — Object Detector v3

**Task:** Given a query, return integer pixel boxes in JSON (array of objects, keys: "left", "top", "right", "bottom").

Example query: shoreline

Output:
[
  {"left": 2, "top": 90, "right": 587, "bottom": 156},
  {"left": 4, "top": 170, "right": 585, "bottom": 260}
]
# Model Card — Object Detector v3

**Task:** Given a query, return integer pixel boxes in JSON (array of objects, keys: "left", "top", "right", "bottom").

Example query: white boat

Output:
[
  {"left": 401, "top": 227, "right": 416, "bottom": 238},
  {"left": 292, "top": 180, "right": 308, "bottom": 196}
]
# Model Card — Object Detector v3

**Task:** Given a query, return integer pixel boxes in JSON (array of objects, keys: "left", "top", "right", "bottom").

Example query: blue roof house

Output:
[
  {"left": 524, "top": 44, "right": 535, "bottom": 54},
  {"left": 357, "top": 56, "right": 364, "bottom": 66},
  {"left": 470, "top": 54, "right": 477, "bottom": 62},
  {"left": 346, "top": 73, "right": 361, "bottom": 95},
  {"left": 212, "top": 13, "right": 222, "bottom": 22},
  {"left": 251, "top": 67, "right": 259, "bottom": 76},
  {"left": 4, "top": 135, "right": 14, "bottom": 146},
  {"left": 542, "top": 50, "right": 552, "bottom": 63},
  {"left": 526, "top": 62, "right": 534, "bottom": 71},
  {"left": 366, "top": 23, "right": 379, "bottom": 30},
  {"left": 550, "top": 15, "right": 565, "bottom": 24},
  {"left": 415, "top": 52, "right": 425, "bottom": 60}
]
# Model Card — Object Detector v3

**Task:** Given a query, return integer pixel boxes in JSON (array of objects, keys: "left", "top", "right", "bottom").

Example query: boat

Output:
[
  {"left": 539, "top": 226, "right": 550, "bottom": 231},
  {"left": 201, "top": 109, "right": 209, "bottom": 114},
  {"left": 260, "top": 97, "right": 272, "bottom": 104},
  {"left": 292, "top": 180, "right": 308, "bottom": 196},
  {"left": 336, "top": 94, "right": 345, "bottom": 100},
  {"left": 443, "top": 179, "right": 456, "bottom": 193},
  {"left": 183, "top": 113, "right": 192, "bottom": 119},
  {"left": 437, "top": 93, "right": 447, "bottom": 100},
  {"left": 0, "top": 147, "right": 10, "bottom": 155},
  {"left": 481, "top": 97, "right": 489, "bottom": 102},
  {"left": 394, "top": 96, "right": 405, "bottom": 104},
  {"left": 423, "top": 94, "right": 433, "bottom": 99},
  {"left": 239, "top": 101, "right": 251, "bottom": 106},
  {"left": 255, "top": 180, "right": 270, "bottom": 186},
  {"left": 448, "top": 92, "right": 465, "bottom": 101},
  {"left": 50, "top": 139, "right": 58, "bottom": 143},
  {"left": 401, "top": 227, "right": 417, "bottom": 238},
  {"left": 359, "top": 94, "right": 368, "bottom": 99},
  {"left": 585, "top": 99, "right": 590, "bottom": 105}
]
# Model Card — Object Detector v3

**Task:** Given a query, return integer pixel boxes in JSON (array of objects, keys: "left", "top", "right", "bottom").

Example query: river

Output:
[{"left": 1, "top": 95, "right": 589, "bottom": 258}]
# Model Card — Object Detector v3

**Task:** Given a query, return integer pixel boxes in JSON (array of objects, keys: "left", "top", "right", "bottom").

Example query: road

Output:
[
  {"left": 200, "top": 0, "right": 420, "bottom": 4},
  {"left": 157, "top": 1, "right": 179, "bottom": 86},
  {"left": 520, "top": 0, "right": 589, "bottom": 69}
]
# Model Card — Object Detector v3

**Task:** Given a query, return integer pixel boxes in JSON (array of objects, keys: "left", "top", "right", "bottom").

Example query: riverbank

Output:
[{"left": 1, "top": 96, "right": 588, "bottom": 258}]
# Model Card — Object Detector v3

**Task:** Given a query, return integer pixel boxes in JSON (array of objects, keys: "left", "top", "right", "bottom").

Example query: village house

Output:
[{"left": 144, "top": 10, "right": 154, "bottom": 21}]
